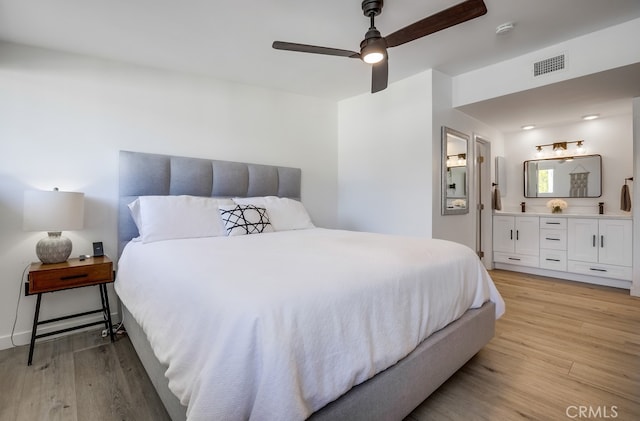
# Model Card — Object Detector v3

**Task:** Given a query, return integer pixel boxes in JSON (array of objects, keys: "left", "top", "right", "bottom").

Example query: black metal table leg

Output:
[
  {"left": 101, "top": 284, "right": 115, "bottom": 342},
  {"left": 28, "top": 293, "right": 42, "bottom": 366}
]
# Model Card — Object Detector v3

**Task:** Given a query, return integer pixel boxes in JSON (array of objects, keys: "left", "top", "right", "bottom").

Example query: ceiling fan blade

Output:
[
  {"left": 272, "top": 41, "right": 360, "bottom": 58},
  {"left": 384, "top": 0, "right": 487, "bottom": 48},
  {"left": 371, "top": 59, "right": 388, "bottom": 93}
]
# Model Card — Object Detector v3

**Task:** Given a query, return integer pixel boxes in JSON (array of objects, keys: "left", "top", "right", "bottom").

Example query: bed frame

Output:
[{"left": 117, "top": 150, "right": 496, "bottom": 420}]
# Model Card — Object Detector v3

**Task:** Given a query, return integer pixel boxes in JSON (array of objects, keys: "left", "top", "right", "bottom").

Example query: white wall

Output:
[
  {"left": 632, "top": 97, "right": 640, "bottom": 297},
  {"left": 498, "top": 114, "right": 633, "bottom": 215},
  {"left": 337, "top": 71, "right": 433, "bottom": 237},
  {"left": 453, "top": 18, "right": 640, "bottom": 107},
  {"left": 0, "top": 42, "right": 339, "bottom": 350},
  {"left": 432, "top": 70, "right": 504, "bottom": 251}
]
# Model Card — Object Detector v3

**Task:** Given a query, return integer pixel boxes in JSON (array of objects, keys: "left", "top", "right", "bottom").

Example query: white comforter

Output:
[{"left": 115, "top": 228, "right": 504, "bottom": 421}]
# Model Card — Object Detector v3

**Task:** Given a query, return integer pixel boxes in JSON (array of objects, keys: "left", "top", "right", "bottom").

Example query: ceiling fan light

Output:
[
  {"left": 360, "top": 33, "right": 386, "bottom": 64},
  {"left": 363, "top": 51, "right": 384, "bottom": 64}
]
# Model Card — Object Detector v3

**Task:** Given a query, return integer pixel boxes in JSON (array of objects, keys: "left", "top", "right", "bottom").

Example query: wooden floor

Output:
[{"left": 1, "top": 269, "right": 639, "bottom": 420}]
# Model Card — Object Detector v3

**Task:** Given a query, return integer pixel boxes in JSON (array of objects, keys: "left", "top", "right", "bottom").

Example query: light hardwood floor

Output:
[{"left": 1, "top": 269, "right": 638, "bottom": 420}]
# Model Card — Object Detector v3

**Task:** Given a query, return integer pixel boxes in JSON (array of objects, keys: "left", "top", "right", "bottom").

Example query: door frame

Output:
[{"left": 473, "top": 134, "right": 492, "bottom": 269}]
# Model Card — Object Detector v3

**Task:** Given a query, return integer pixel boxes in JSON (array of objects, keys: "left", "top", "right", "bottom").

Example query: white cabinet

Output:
[
  {"left": 539, "top": 217, "right": 567, "bottom": 271},
  {"left": 567, "top": 218, "right": 632, "bottom": 280},
  {"left": 493, "top": 214, "right": 633, "bottom": 287},
  {"left": 493, "top": 216, "right": 539, "bottom": 267}
]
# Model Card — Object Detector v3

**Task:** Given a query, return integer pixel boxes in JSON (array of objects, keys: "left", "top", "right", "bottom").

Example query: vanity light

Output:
[
  {"left": 522, "top": 125, "right": 536, "bottom": 131},
  {"left": 582, "top": 114, "right": 599, "bottom": 121},
  {"left": 534, "top": 140, "right": 585, "bottom": 157},
  {"left": 446, "top": 153, "right": 466, "bottom": 167},
  {"left": 553, "top": 142, "right": 567, "bottom": 156}
]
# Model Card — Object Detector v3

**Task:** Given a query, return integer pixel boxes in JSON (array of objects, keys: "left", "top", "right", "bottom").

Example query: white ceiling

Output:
[{"left": 1, "top": 0, "right": 639, "bottom": 130}]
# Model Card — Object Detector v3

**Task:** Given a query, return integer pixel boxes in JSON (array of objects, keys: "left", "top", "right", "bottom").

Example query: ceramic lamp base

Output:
[{"left": 36, "top": 232, "right": 72, "bottom": 264}]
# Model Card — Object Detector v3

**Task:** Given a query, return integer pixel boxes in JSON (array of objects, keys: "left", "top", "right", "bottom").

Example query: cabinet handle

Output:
[
  {"left": 516, "top": 230, "right": 519, "bottom": 241},
  {"left": 60, "top": 273, "right": 89, "bottom": 281},
  {"left": 546, "top": 258, "right": 561, "bottom": 262},
  {"left": 510, "top": 230, "right": 513, "bottom": 240},
  {"left": 589, "top": 268, "right": 607, "bottom": 272},
  {"left": 601, "top": 235, "right": 604, "bottom": 248},
  {"left": 508, "top": 257, "right": 521, "bottom": 261},
  {"left": 545, "top": 237, "right": 560, "bottom": 241},
  {"left": 592, "top": 235, "right": 596, "bottom": 247},
  {"left": 546, "top": 222, "right": 561, "bottom": 225}
]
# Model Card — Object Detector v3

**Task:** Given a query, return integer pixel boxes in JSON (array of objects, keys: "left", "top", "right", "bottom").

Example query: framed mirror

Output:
[
  {"left": 524, "top": 154, "right": 602, "bottom": 198},
  {"left": 442, "top": 126, "right": 469, "bottom": 215}
]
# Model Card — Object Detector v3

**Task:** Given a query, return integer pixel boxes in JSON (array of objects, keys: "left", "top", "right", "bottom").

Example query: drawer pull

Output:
[
  {"left": 545, "top": 237, "right": 560, "bottom": 241},
  {"left": 589, "top": 268, "right": 607, "bottom": 272},
  {"left": 60, "top": 274, "right": 89, "bottom": 281},
  {"left": 546, "top": 258, "right": 561, "bottom": 262},
  {"left": 508, "top": 257, "right": 521, "bottom": 261},
  {"left": 545, "top": 222, "right": 561, "bottom": 225}
]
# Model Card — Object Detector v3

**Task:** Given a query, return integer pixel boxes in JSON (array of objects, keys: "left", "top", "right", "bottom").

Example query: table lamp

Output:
[{"left": 23, "top": 188, "right": 85, "bottom": 264}]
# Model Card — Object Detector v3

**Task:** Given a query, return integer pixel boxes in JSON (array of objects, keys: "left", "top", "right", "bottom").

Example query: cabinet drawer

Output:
[
  {"left": 567, "top": 260, "right": 632, "bottom": 281},
  {"left": 540, "top": 217, "right": 567, "bottom": 229},
  {"left": 540, "top": 249, "right": 567, "bottom": 271},
  {"left": 540, "top": 229, "right": 567, "bottom": 250},
  {"left": 494, "top": 252, "right": 539, "bottom": 268},
  {"left": 29, "top": 262, "right": 112, "bottom": 294}
]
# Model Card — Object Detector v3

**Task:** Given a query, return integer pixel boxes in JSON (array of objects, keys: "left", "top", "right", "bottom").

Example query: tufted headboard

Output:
[{"left": 118, "top": 150, "right": 301, "bottom": 258}]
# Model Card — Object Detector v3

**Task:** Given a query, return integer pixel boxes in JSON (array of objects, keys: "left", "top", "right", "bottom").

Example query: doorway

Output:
[{"left": 474, "top": 135, "right": 491, "bottom": 268}]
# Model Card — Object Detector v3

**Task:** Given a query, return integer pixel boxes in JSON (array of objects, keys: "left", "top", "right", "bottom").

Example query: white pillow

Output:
[
  {"left": 128, "top": 196, "right": 234, "bottom": 243},
  {"left": 218, "top": 204, "right": 274, "bottom": 236},
  {"left": 232, "top": 196, "right": 314, "bottom": 231}
]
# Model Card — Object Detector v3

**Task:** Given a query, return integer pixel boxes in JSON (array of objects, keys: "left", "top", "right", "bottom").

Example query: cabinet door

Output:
[
  {"left": 568, "top": 219, "right": 598, "bottom": 263},
  {"left": 493, "top": 216, "right": 515, "bottom": 253},
  {"left": 598, "top": 219, "right": 633, "bottom": 266},
  {"left": 515, "top": 216, "right": 539, "bottom": 256}
]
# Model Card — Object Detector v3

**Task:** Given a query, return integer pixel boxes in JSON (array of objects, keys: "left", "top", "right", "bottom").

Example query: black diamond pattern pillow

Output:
[{"left": 218, "top": 204, "right": 273, "bottom": 236}]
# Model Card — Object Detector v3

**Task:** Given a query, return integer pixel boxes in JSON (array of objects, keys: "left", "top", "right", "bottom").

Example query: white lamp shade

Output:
[{"left": 23, "top": 190, "right": 85, "bottom": 232}]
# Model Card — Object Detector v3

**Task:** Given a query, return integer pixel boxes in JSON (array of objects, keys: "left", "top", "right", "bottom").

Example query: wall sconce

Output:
[
  {"left": 534, "top": 140, "right": 586, "bottom": 158},
  {"left": 447, "top": 153, "right": 466, "bottom": 167}
]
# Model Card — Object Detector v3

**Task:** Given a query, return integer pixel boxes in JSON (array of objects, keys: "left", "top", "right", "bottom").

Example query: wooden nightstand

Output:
[{"left": 26, "top": 256, "right": 115, "bottom": 365}]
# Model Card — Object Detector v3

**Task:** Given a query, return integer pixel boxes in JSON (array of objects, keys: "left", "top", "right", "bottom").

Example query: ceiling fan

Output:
[{"left": 273, "top": 0, "right": 487, "bottom": 93}]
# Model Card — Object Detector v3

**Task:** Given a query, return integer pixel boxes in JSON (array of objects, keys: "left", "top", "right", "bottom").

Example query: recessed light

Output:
[
  {"left": 496, "top": 22, "right": 514, "bottom": 35},
  {"left": 521, "top": 125, "right": 535, "bottom": 130},
  {"left": 582, "top": 114, "right": 599, "bottom": 120}
]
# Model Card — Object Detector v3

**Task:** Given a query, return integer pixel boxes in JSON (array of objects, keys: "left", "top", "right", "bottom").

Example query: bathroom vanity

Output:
[{"left": 493, "top": 212, "right": 632, "bottom": 289}]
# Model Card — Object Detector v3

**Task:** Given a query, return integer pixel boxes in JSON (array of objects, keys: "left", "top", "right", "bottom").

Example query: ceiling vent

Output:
[{"left": 533, "top": 54, "right": 565, "bottom": 77}]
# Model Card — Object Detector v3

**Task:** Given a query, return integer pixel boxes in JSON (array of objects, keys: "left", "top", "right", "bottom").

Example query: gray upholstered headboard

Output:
[{"left": 118, "top": 150, "right": 301, "bottom": 258}]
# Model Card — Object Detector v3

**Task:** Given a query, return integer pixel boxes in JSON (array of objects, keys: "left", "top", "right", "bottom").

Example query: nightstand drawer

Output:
[{"left": 29, "top": 260, "right": 112, "bottom": 294}]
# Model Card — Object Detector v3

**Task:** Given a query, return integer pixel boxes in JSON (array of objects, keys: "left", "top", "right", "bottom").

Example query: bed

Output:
[{"left": 115, "top": 150, "right": 504, "bottom": 421}]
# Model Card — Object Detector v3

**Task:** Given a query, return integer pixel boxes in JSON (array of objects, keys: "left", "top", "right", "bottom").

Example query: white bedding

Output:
[{"left": 115, "top": 228, "right": 504, "bottom": 421}]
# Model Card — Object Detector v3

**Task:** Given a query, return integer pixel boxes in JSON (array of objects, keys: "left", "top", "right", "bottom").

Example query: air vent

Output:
[{"left": 533, "top": 54, "right": 565, "bottom": 77}]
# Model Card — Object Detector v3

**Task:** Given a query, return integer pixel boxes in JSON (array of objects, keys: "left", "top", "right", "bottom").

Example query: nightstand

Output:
[{"left": 25, "top": 256, "right": 115, "bottom": 365}]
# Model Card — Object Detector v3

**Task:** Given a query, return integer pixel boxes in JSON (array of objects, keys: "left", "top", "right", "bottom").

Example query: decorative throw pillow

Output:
[
  {"left": 232, "top": 196, "right": 315, "bottom": 231},
  {"left": 218, "top": 204, "right": 274, "bottom": 236}
]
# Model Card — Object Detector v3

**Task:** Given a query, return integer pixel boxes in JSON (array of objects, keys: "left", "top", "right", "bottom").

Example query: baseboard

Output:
[{"left": 0, "top": 310, "right": 120, "bottom": 351}]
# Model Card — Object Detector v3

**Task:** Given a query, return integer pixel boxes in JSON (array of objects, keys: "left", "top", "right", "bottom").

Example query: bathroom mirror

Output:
[
  {"left": 523, "top": 154, "right": 602, "bottom": 198},
  {"left": 442, "top": 126, "right": 469, "bottom": 215}
]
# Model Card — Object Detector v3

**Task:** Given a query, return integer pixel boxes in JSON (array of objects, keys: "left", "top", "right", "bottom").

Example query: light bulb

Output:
[{"left": 363, "top": 52, "right": 384, "bottom": 64}]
